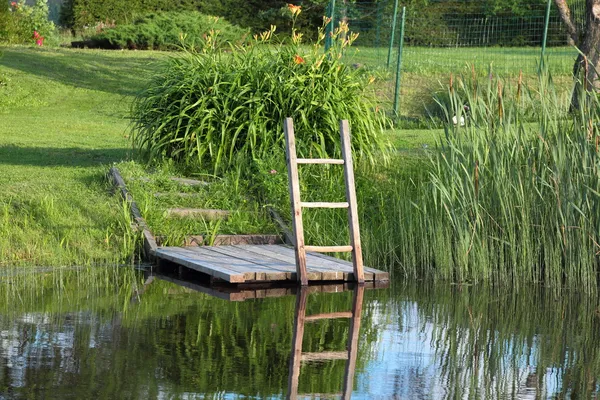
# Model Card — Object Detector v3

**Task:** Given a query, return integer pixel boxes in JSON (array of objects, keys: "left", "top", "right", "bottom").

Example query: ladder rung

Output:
[
  {"left": 296, "top": 158, "right": 345, "bottom": 165},
  {"left": 305, "top": 245, "right": 353, "bottom": 253},
  {"left": 301, "top": 202, "right": 349, "bottom": 209},
  {"left": 305, "top": 312, "right": 353, "bottom": 321},
  {"left": 301, "top": 351, "right": 349, "bottom": 362}
]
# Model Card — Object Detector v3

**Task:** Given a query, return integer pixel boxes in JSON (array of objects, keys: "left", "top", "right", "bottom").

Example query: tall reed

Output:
[{"left": 270, "top": 69, "right": 600, "bottom": 292}]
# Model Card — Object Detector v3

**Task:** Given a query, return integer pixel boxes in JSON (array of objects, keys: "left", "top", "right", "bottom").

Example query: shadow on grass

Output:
[
  {"left": 0, "top": 47, "right": 164, "bottom": 96},
  {"left": 0, "top": 145, "right": 130, "bottom": 167}
]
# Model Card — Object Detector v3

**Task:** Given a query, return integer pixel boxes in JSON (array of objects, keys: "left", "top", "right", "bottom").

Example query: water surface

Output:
[{"left": 0, "top": 267, "right": 598, "bottom": 399}]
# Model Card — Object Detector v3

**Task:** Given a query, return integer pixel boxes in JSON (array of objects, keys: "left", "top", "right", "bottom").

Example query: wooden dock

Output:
[{"left": 154, "top": 244, "right": 389, "bottom": 284}]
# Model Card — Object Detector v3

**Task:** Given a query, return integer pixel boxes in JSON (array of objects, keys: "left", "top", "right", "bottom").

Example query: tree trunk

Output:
[{"left": 554, "top": 0, "right": 600, "bottom": 108}]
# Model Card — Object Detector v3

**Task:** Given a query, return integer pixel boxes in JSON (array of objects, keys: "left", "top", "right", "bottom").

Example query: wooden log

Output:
[{"left": 107, "top": 167, "right": 158, "bottom": 259}]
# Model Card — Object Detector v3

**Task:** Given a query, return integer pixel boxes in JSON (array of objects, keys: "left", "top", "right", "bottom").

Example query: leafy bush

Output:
[
  {"left": 131, "top": 19, "right": 389, "bottom": 174},
  {"left": 0, "top": 0, "right": 55, "bottom": 45},
  {"left": 88, "top": 12, "right": 248, "bottom": 50}
]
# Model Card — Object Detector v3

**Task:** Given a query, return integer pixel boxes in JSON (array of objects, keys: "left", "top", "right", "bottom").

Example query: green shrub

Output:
[
  {"left": 131, "top": 21, "right": 389, "bottom": 174},
  {"left": 88, "top": 12, "right": 248, "bottom": 50},
  {"left": 0, "top": 0, "right": 55, "bottom": 45}
]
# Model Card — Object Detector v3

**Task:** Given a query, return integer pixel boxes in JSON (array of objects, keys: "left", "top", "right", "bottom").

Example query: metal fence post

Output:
[
  {"left": 325, "top": 0, "right": 336, "bottom": 52},
  {"left": 386, "top": 0, "right": 400, "bottom": 68},
  {"left": 539, "top": 0, "right": 552, "bottom": 71},
  {"left": 393, "top": 6, "right": 406, "bottom": 117}
]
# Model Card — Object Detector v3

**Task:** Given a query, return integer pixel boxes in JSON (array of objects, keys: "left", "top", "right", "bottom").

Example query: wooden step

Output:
[
  {"left": 301, "top": 351, "right": 348, "bottom": 362},
  {"left": 154, "top": 192, "right": 202, "bottom": 198},
  {"left": 301, "top": 202, "right": 349, "bottom": 208},
  {"left": 166, "top": 208, "right": 230, "bottom": 220},
  {"left": 304, "top": 245, "right": 352, "bottom": 253},
  {"left": 296, "top": 158, "right": 344, "bottom": 165},
  {"left": 305, "top": 312, "right": 353, "bottom": 321},
  {"left": 169, "top": 177, "right": 209, "bottom": 186}
]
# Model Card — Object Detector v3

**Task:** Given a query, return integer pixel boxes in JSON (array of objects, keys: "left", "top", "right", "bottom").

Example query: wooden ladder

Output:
[
  {"left": 283, "top": 118, "right": 364, "bottom": 285},
  {"left": 287, "top": 285, "right": 364, "bottom": 400}
]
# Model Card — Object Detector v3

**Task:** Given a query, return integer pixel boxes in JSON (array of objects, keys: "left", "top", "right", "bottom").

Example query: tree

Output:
[{"left": 554, "top": 0, "right": 600, "bottom": 105}]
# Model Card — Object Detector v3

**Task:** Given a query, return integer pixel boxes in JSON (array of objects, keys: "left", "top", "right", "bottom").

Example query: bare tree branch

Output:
[{"left": 554, "top": 0, "right": 580, "bottom": 44}]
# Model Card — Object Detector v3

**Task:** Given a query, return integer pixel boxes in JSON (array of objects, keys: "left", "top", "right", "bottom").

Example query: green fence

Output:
[{"left": 326, "top": 0, "right": 585, "bottom": 118}]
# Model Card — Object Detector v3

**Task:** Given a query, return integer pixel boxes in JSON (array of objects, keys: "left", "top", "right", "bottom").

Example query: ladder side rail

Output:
[
  {"left": 342, "top": 285, "right": 365, "bottom": 399},
  {"left": 287, "top": 288, "right": 308, "bottom": 399},
  {"left": 284, "top": 117, "right": 309, "bottom": 285},
  {"left": 339, "top": 120, "right": 365, "bottom": 283}
]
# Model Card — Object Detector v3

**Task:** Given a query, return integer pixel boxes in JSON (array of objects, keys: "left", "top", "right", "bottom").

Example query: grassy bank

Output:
[
  {"left": 0, "top": 47, "right": 166, "bottom": 266},
  {"left": 0, "top": 46, "right": 433, "bottom": 267}
]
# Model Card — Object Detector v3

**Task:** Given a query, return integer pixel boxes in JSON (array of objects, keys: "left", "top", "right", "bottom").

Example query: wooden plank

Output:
[
  {"left": 304, "top": 245, "right": 353, "bottom": 253},
  {"left": 309, "top": 252, "right": 389, "bottom": 281},
  {"left": 296, "top": 158, "right": 345, "bottom": 165},
  {"left": 284, "top": 118, "right": 308, "bottom": 285},
  {"left": 199, "top": 246, "right": 291, "bottom": 281},
  {"left": 242, "top": 245, "right": 353, "bottom": 281},
  {"left": 340, "top": 120, "right": 365, "bottom": 283},
  {"left": 166, "top": 208, "right": 230, "bottom": 220},
  {"left": 301, "top": 202, "right": 349, "bottom": 209},
  {"left": 158, "top": 247, "right": 248, "bottom": 281},
  {"left": 224, "top": 246, "right": 323, "bottom": 281},
  {"left": 154, "top": 192, "right": 202, "bottom": 198},
  {"left": 210, "top": 235, "right": 283, "bottom": 246},
  {"left": 155, "top": 247, "right": 246, "bottom": 283},
  {"left": 301, "top": 352, "right": 349, "bottom": 362},
  {"left": 235, "top": 245, "right": 344, "bottom": 281},
  {"left": 182, "top": 247, "right": 284, "bottom": 281},
  {"left": 169, "top": 177, "right": 209, "bottom": 186},
  {"left": 305, "top": 312, "right": 352, "bottom": 322}
]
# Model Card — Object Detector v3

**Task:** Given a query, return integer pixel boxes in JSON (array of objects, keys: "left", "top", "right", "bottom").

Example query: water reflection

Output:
[
  {"left": 288, "top": 286, "right": 364, "bottom": 400},
  {"left": 0, "top": 267, "right": 598, "bottom": 398}
]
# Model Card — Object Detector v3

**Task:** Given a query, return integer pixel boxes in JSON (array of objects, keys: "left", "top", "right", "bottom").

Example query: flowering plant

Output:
[{"left": 3, "top": 0, "right": 54, "bottom": 45}]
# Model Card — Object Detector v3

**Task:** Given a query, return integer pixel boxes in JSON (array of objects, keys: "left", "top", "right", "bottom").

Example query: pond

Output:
[{"left": 0, "top": 266, "right": 598, "bottom": 399}]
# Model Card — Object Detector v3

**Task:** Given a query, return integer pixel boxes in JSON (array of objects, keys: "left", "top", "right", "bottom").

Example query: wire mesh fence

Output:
[{"left": 327, "top": 0, "right": 585, "bottom": 119}]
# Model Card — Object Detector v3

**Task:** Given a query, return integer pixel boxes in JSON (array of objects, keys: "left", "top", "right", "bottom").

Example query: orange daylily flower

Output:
[
  {"left": 287, "top": 3, "right": 301, "bottom": 16},
  {"left": 293, "top": 54, "right": 305, "bottom": 64}
]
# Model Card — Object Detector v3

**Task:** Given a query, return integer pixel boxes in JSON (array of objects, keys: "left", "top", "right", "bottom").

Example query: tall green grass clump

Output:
[
  {"left": 89, "top": 12, "right": 248, "bottom": 51},
  {"left": 131, "top": 15, "right": 388, "bottom": 175},
  {"left": 402, "top": 71, "right": 600, "bottom": 291}
]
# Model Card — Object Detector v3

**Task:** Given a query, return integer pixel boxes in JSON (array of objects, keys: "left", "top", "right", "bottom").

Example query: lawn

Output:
[{"left": 0, "top": 46, "right": 166, "bottom": 266}]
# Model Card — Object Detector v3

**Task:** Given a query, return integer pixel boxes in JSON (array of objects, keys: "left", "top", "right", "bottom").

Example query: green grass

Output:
[
  {"left": 0, "top": 46, "right": 167, "bottom": 266},
  {"left": 115, "top": 161, "right": 278, "bottom": 246},
  {"left": 343, "top": 46, "right": 577, "bottom": 118},
  {"left": 0, "top": 45, "right": 433, "bottom": 267}
]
